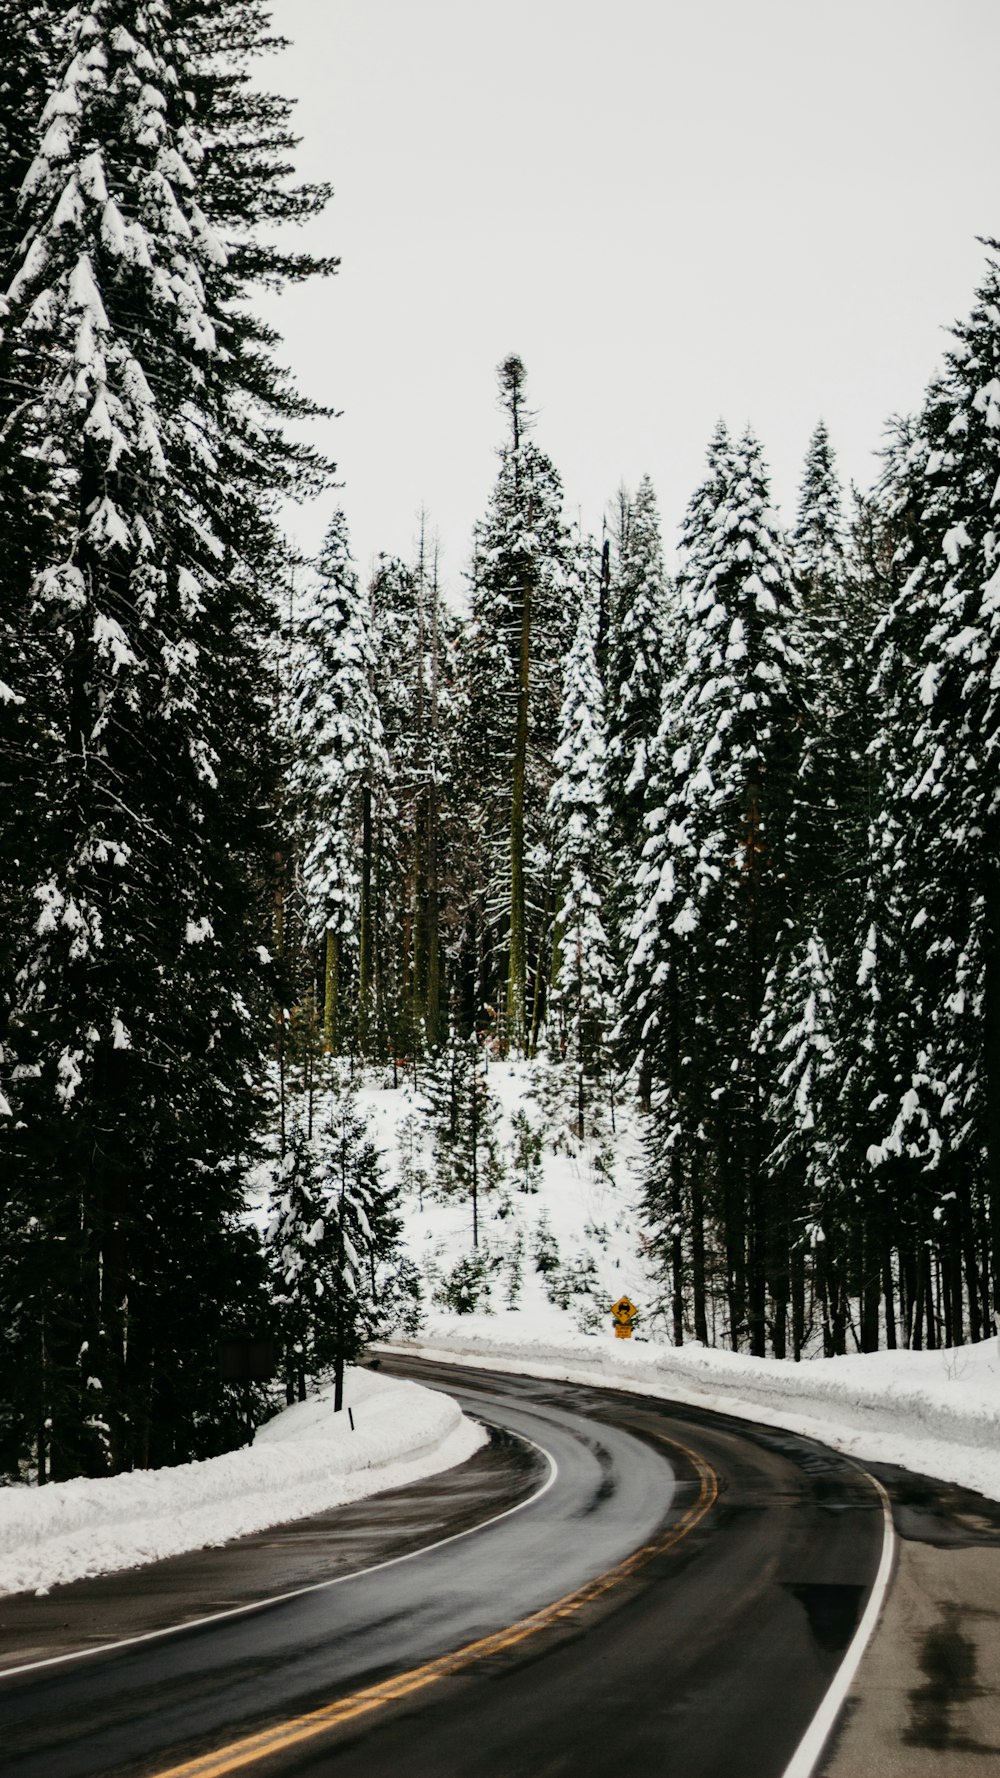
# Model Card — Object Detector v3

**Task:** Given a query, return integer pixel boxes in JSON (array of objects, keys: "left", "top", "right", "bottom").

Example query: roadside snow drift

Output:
[
  {"left": 0, "top": 1366, "right": 486, "bottom": 1599},
  {"left": 389, "top": 1315, "right": 1000, "bottom": 1503}
]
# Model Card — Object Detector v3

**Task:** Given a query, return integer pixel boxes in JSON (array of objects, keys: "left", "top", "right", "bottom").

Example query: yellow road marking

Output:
[{"left": 149, "top": 1432, "right": 718, "bottom": 1778}]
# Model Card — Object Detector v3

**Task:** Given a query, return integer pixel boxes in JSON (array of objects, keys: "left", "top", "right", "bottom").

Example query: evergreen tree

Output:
[
  {"left": 621, "top": 423, "right": 737, "bottom": 1090},
  {"left": 755, "top": 930, "right": 845, "bottom": 1357},
  {"left": 422, "top": 1029, "right": 504, "bottom": 1248},
  {"left": 865, "top": 244, "right": 1000, "bottom": 1345},
  {"left": 0, "top": 4, "right": 69, "bottom": 1018},
  {"left": 0, "top": 0, "right": 333, "bottom": 1476},
  {"left": 269, "top": 1079, "right": 409, "bottom": 1409},
  {"left": 605, "top": 474, "right": 670, "bottom": 869},
  {"left": 291, "top": 512, "right": 386, "bottom": 1057},
  {"left": 460, "top": 357, "right": 574, "bottom": 1051},
  {"left": 548, "top": 595, "right": 616, "bottom": 1137},
  {"left": 0, "top": 4, "right": 64, "bottom": 262},
  {"left": 793, "top": 422, "right": 847, "bottom": 601},
  {"left": 631, "top": 427, "right": 804, "bottom": 1354},
  {"left": 628, "top": 428, "right": 737, "bottom": 1339},
  {"left": 370, "top": 532, "right": 455, "bottom": 1059},
  {"left": 790, "top": 423, "right": 875, "bottom": 951}
]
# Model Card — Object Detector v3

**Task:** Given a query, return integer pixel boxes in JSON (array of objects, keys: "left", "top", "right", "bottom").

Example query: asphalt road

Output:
[{"left": 0, "top": 1358, "right": 891, "bottom": 1778}]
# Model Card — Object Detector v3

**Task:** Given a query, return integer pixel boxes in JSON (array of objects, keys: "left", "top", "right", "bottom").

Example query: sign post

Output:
[{"left": 610, "top": 1295, "right": 638, "bottom": 1339}]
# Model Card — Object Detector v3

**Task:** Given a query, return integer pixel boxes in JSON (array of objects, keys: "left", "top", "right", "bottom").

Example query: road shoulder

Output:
[
  {"left": 0, "top": 1424, "right": 541, "bottom": 1673},
  {"left": 823, "top": 1468, "right": 1000, "bottom": 1776}
]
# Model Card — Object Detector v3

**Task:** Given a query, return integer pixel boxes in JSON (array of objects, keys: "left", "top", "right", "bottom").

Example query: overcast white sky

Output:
[{"left": 265, "top": 0, "right": 999, "bottom": 587}]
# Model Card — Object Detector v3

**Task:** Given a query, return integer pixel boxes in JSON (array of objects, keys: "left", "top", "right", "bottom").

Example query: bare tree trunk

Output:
[
  {"left": 882, "top": 1237, "right": 897, "bottom": 1349},
  {"left": 470, "top": 1053, "right": 480, "bottom": 1250},
  {"left": 791, "top": 1235, "right": 805, "bottom": 1360},
  {"left": 323, "top": 927, "right": 339, "bottom": 1053},
  {"left": 425, "top": 547, "right": 443, "bottom": 1046},
  {"left": 358, "top": 784, "right": 373, "bottom": 1055},
  {"left": 507, "top": 577, "right": 531, "bottom": 1052},
  {"left": 983, "top": 885, "right": 1000, "bottom": 1327},
  {"left": 690, "top": 1154, "right": 709, "bottom": 1345}
]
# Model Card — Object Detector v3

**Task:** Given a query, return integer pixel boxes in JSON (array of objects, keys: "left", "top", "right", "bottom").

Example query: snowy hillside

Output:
[
  {"left": 3, "top": 1049, "right": 996, "bottom": 1605},
  {"left": 360, "top": 1059, "right": 1000, "bottom": 1505},
  {"left": 357, "top": 1057, "right": 659, "bottom": 1339}
]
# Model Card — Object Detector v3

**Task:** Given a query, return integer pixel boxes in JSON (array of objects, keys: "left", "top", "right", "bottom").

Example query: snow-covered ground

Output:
[
  {"left": 367, "top": 1059, "right": 1000, "bottom": 1504},
  {"left": 0, "top": 1365, "right": 485, "bottom": 1599},
  {"left": 358, "top": 1056, "right": 659, "bottom": 1334},
  {"left": 6, "top": 1057, "right": 996, "bottom": 1602},
  {"left": 389, "top": 1315, "right": 1000, "bottom": 1503}
]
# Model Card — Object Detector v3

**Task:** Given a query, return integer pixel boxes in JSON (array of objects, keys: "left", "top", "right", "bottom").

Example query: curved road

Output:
[{"left": 0, "top": 1358, "right": 890, "bottom": 1778}]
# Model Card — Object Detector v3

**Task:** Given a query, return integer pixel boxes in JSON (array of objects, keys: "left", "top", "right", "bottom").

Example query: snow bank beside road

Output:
[
  {"left": 387, "top": 1315, "right": 1000, "bottom": 1502},
  {"left": 0, "top": 1366, "right": 486, "bottom": 1599}
]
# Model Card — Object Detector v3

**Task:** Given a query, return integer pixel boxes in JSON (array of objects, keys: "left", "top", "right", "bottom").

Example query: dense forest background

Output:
[{"left": 1, "top": 1, "right": 999, "bottom": 1483}]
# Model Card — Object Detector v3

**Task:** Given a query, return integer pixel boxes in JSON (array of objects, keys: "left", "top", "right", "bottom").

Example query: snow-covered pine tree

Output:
[
  {"left": 789, "top": 423, "right": 877, "bottom": 955},
  {"left": 864, "top": 245, "right": 1000, "bottom": 1346},
  {"left": 605, "top": 474, "right": 671, "bottom": 875},
  {"left": 755, "top": 930, "right": 846, "bottom": 1357},
  {"left": 627, "top": 426, "right": 736, "bottom": 1342},
  {"left": 621, "top": 422, "right": 736, "bottom": 1097},
  {"left": 0, "top": 3, "right": 63, "bottom": 260},
  {"left": 421, "top": 1028, "right": 504, "bottom": 1248},
  {"left": 791, "top": 421, "right": 849, "bottom": 801},
  {"left": 397, "top": 527, "right": 449, "bottom": 1053},
  {"left": 631, "top": 427, "right": 805, "bottom": 1354},
  {"left": 793, "top": 422, "right": 847, "bottom": 605},
  {"left": 459, "top": 357, "right": 574, "bottom": 1053},
  {"left": 0, "top": 4, "right": 67, "bottom": 1028},
  {"left": 291, "top": 511, "right": 386, "bottom": 1059},
  {"left": 370, "top": 529, "right": 456, "bottom": 1059},
  {"left": 547, "top": 594, "right": 616, "bottom": 1139},
  {"left": 825, "top": 416, "right": 946, "bottom": 1351},
  {"left": 269, "top": 1079, "right": 409, "bottom": 1409},
  {"left": 0, "top": 0, "right": 334, "bottom": 1477}
]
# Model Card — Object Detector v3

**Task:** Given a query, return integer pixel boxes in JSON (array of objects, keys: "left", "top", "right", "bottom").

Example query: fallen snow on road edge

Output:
[
  {"left": 0, "top": 1366, "right": 487, "bottom": 1599},
  {"left": 381, "top": 1318, "right": 1000, "bottom": 1502}
]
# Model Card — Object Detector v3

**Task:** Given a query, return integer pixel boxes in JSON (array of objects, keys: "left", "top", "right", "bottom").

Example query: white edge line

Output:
[
  {"left": 780, "top": 1468, "right": 896, "bottom": 1778},
  {"left": 0, "top": 1419, "right": 558, "bottom": 1684}
]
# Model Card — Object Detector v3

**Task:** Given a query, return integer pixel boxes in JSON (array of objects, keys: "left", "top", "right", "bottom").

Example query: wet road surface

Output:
[
  {"left": 0, "top": 1358, "right": 892, "bottom": 1778},
  {"left": 0, "top": 1421, "right": 545, "bottom": 1672},
  {"left": 824, "top": 1461, "right": 1000, "bottom": 1775}
]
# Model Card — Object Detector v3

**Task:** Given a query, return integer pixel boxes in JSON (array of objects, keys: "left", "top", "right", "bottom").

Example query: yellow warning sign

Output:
[{"left": 611, "top": 1295, "right": 638, "bottom": 1338}]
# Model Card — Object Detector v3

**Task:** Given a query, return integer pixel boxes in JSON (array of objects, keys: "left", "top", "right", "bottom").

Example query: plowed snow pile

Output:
[
  {"left": 389, "top": 1315, "right": 1000, "bottom": 1502},
  {"left": 0, "top": 1366, "right": 485, "bottom": 1598}
]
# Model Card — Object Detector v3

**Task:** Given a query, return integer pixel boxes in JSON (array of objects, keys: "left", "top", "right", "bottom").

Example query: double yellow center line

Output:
[{"left": 150, "top": 1432, "right": 718, "bottom": 1778}]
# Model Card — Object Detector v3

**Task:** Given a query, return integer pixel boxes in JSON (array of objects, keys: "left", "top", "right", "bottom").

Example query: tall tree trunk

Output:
[
  {"left": 768, "top": 1175, "right": 789, "bottom": 1360},
  {"left": 922, "top": 1245, "right": 936, "bottom": 1349},
  {"left": 322, "top": 927, "right": 339, "bottom": 1053},
  {"left": 901, "top": 1240, "right": 918, "bottom": 1348},
  {"left": 983, "top": 885, "right": 1000, "bottom": 1325},
  {"left": 334, "top": 1167, "right": 346, "bottom": 1413},
  {"left": 670, "top": 1165, "right": 684, "bottom": 1346},
  {"left": 720, "top": 1140, "right": 746, "bottom": 1350},
  {"left": 358, "top": 783, "right": 373, "bottom": 1055},
  {"left": 507, "top": 575, "right": 532, "bottom": 1052},
  {"left": 470, "top": 1055, "right": 480, "bottom": 1250},
  {"left": 425, "top": 786, "right": 441, "bottom": 1048},
  {"left": 424, "top": 549, "right": 443, "bottom": 1048},
  {"left": 791, "top": 1233, "right": 805, "bottom": 1361},
  {"left": 882, "top": 1236, "right": 897, "bottom": 1350},
  {"left": 958, "top": 1181, "right": 981, "bottom": 1340},
  {"left": 690, "top": 1154, "right": 709, "bottom": 1345},
  {"left": 744, "top": 778, "right": 768, "bottom": 1359},
  {"left": 860, "top": 1208, "right": 880, "bottom": 1352}
]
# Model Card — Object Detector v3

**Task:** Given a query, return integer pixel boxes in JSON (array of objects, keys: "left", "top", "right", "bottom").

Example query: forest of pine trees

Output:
[{"left": 1, "top": 7, "right": 999, "bottom": 1482}]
